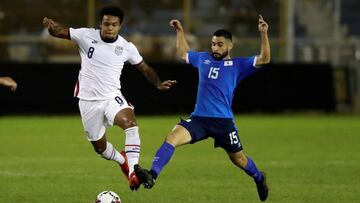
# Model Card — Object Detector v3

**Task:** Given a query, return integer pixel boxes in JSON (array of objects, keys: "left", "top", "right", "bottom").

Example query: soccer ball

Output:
[{"left": 95, "top": 191, "right": 121, "bottom": 203}]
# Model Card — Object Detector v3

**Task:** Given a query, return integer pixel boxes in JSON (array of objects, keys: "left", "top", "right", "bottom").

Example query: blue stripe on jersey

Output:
[{"left": 187, "top": 51, "right": 258, "bottom": 118}]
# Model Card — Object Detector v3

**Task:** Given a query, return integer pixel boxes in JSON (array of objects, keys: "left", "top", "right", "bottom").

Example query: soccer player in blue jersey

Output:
[{"left": 135, "top": 15, "right": 270, "bottom": 201}]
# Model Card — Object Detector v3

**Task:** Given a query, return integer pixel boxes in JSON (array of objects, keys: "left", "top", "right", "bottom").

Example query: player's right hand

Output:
[
  {"left": 157, "top": 80, "right": 177, "bottom": 91},
  {"left": 169, "top": 19, "right": 184, "bottom": 32},
  {"left": 42, "top": 17, "right": 55, "bottom": 29}
]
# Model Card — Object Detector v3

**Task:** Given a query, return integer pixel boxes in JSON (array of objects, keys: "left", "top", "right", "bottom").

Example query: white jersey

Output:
[{"left": 70, "top": 28, "right": 143, "bottom": 100}]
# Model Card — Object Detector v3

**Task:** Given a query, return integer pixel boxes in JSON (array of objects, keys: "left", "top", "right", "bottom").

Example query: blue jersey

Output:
[{"left": 187, "top": 51, "right": 259, "bottom": 118}]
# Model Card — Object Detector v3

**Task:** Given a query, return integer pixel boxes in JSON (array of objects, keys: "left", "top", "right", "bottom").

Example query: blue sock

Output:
[
  {"left": 150, "top": 142, "right": 175, "bottom": 178},
  {"left": 244, "top": 156, "right": 263, "bottom": 183}
]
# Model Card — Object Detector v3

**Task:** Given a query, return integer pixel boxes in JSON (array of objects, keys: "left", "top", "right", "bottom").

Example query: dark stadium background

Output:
[
  {"left": 0, "top": 62, "right": 335, "bottom": 114},
  {"left": 0, "top": 0, "right": 359, "bottom": 115}
]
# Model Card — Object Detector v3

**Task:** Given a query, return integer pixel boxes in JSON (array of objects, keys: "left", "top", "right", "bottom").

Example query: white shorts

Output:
[{"left": 78, "top": 94, "right": 133, "bottom": 141}]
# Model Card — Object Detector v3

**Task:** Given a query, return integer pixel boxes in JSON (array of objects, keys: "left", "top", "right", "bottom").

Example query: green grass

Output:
[{"left": 0, "top": 115, "right": 360, "bottom": 203}]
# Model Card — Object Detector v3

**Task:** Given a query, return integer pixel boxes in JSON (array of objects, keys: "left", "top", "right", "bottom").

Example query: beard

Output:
[{"left": 212, "top": 51, "right": 228, "bottom": 60}]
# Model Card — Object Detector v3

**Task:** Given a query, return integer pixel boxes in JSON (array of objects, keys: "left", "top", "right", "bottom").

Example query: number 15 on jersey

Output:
[{"left": 208, "top": 67, "right": 220, "bottom": 79}]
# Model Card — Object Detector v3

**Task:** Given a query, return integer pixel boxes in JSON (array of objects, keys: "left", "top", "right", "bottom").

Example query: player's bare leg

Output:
[
  {"left": 165, "top": 125, "right": 192, "bottom": 147},
  {"left": 135, "top": 125, "right": 191, "bottom": 189},
  {"left": 114, "top": 108, "right": 141, "bottom": 190},
  {"left": 228, "top": 151, "right": 268, "bottom": 201}
]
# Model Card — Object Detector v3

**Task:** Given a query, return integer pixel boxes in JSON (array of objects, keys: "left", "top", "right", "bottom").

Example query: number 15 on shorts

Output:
[{"left": 229, "top": 131, "right": 239, "bottom": 145}]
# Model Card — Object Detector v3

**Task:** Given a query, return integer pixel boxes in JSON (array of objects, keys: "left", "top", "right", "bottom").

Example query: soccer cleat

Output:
[
  {"left": 129, "top": 171, "right": 141, "bottom": 191},
  {"left": 119, "top": 151, "right": 129, "bottom": 180},
  {"left": 256, "top": 171, "right": 269, "bottom": 201},
  {"left": 134, "top": 164, "right": 155, "bottom": 189}
]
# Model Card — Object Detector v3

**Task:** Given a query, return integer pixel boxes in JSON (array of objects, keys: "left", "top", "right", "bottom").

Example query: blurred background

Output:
[{"left": 1, "top": 0, "right": 360, "bottom": 115}]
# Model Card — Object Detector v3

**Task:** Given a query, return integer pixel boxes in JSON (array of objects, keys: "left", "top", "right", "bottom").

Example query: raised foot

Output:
[{"left": 134, "top": 164, "right": 155, "bottom": 189}]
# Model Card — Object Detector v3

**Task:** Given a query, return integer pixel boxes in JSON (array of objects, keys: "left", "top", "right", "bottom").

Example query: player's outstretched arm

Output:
[
  {"left": 169, "top": 19, "right": 190, "bottom": 61},
  {"left": 42, "top": 17, "right": 70, "bottom": 39},
  {"left": 255, "top": 15, "right": 271, "bottom": 66},
  {"left": 135, "top": 62, "right": 177, "bottom": 91},
  {"left": 0, "top": 76, "right": 17, "bottom": 92}
]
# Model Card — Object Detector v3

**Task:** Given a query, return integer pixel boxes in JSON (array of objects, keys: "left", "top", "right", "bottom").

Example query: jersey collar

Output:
[{"left": 99, "top": 31, "right": 119, "bottom": 43}]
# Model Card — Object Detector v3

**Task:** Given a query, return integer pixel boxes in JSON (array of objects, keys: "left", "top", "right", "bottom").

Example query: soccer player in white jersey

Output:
[
  {"left": 42, "top": 5, "right": 177, "bottom": 190},
  {"left": 0, "top": 76, "right": 17, "bottom": 92}
]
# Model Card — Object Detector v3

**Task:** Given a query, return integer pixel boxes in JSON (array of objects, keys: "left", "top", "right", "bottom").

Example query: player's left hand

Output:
[
  {"left": 258, "top": 15, "right": 269, "bottom": 33},
  {"left": 157, "top": 80, "right": 177, "bottom": 90}
]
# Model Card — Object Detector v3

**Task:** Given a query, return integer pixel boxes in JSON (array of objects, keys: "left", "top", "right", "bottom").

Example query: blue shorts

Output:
[{"left": 178, "top": 116, "right": 243, "bottom": 153}]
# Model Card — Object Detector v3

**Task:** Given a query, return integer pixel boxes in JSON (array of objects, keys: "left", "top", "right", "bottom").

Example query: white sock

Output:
[
  {"left": 101, "top": 142, "right": 125, "bottom": 165},
  {"left": 125, "top": 126, "right": 141, "bottom": 176}
]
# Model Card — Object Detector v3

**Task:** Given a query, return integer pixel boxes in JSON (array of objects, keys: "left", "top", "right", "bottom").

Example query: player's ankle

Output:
[
  {"left": 150, "top": 170, "right": 158, "bottom": 180},
  {"left": 255, "top": 172, "right": 264, "bottom": 183}
]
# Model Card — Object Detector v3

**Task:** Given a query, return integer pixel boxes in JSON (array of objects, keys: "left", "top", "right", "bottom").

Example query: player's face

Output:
[
  {"left": 211, "top": 36, "right": 233, "bottom": 60},
  {"left": 100, "top": 15, "right": 121, "bottom": 40}
]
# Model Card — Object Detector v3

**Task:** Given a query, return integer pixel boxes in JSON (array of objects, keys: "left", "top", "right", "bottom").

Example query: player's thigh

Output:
[
  {"left": 104, "top": 94, "right": 136, "bottom": 129},
  {"left": 78, "top": 100, "right": 106, "bottom": 141},
  {"left": 213, "top": 124, "right": 243, "bottom": 153},
  {"left": 166, "top": 125, "right": 192, "bottom": 147},
  {"left": 177, "top": 117, "right": 209, "bottom": 145}
]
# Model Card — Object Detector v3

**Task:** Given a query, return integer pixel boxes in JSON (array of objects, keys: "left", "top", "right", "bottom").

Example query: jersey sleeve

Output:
[
  {"left": 127, "top": 42, "right": 143, "bottom": 66},
  {"left": 186, "top": 51, "right": 201, "bottom": 68},
  {"left": 69, "top": 28, "right": 90, "bottom": 44},
  {"left": 238, "top": 56, "right": 259, "bottom": 79}
]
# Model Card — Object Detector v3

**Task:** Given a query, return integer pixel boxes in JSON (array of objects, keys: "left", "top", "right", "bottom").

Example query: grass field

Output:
[{"left": 0, "top": 114, "right": 359, "bottom": 203}]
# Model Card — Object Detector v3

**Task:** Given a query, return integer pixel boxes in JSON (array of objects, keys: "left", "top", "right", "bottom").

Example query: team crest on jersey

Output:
[
  {"left": 224, "top": 60, "right": 233, "bottom": 66},
  {"left": 203, "top": 59, "right": 211, "bottom": 65},
  {"left": 115, "top": 46, "right": 123, "bottom": 56}
]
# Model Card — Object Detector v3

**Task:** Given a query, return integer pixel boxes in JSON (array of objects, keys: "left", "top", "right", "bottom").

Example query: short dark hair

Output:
[
  {"left": 213, "top": 29, "right": 232, "bottom": 41},
  {"left": 100, "top": 5, "right": 125, "bottom": 24}
]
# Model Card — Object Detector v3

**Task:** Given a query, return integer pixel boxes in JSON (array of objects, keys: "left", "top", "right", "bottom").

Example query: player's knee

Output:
[
  {"left": 165, "top": 136, "right": 177, "bottom": 147},
  {"left": 125, "top": 120, "right": 137, "bottom": 128},
  {"left": 118, "top": 119, "right": 137, "bottom": 129},
  {"left": 165, "top": 133, "right": 188, "bottom": 147}
]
